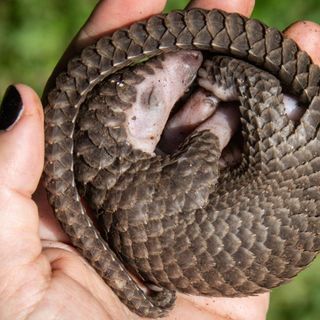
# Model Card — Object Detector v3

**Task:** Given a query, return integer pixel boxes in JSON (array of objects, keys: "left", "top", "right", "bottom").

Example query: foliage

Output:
[
  {"left": 1, "top": 1, "right": 319, "bottom": 319},
  {"left": 268, "top": 258, "right": 320, "bottom": 320},
  {"left": 0, "top": 0, "right": 95, "bottom": 95}
]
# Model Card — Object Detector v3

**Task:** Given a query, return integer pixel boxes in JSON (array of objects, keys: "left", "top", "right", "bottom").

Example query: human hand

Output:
[{"left": 1, "top": 1, "right": 320, "bottom": 319}]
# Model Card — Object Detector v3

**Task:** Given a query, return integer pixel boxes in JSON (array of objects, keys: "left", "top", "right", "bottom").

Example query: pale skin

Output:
[{"left": 1, "top": 0, "right": 320, "bottom": 319}]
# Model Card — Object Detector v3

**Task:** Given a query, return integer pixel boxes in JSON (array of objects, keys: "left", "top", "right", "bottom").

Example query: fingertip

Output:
[
  {"left": 284, "top": 20, "right": 320, "bottom": 65},
  {"left": 15, "top": 84, "right": 44, "bottom": 121},
  {"left": 187, "top": 0, "right": 255, "bottom": 16}
]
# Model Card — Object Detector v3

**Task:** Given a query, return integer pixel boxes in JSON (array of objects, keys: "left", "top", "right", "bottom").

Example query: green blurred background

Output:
[{"left": 0, "top": 1, "right": 319, "bottom": 319}]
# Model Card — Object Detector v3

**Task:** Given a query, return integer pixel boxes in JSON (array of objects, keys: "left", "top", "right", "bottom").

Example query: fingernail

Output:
[{"left": 0, "top": 85, "right": 23, "bottom": 131}]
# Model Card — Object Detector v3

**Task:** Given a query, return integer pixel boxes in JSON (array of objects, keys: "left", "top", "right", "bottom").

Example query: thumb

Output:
[
  {"left": 0, "top": 84, "right": 44, "bottom": 267},
  {"left": 0, "top": 84, "right": 44, "bottom": 194}
]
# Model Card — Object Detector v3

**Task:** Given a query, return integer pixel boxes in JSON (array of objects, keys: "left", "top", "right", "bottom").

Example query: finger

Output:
[
  {"left": 187, "top": 0, "right": 255, "bottom": 16},
  {"left": 0, "top": 84, "right": 44, "bottom": 194},
  {"left": 284, "top": 21, "right": 320, "bottom": 65},
  {"left": 0, "top": 84, "right": 44, "bottom": 267}
]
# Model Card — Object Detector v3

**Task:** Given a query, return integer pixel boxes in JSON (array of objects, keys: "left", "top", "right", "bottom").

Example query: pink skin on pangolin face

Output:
[{"left": 125, "top": 50, "right": 203, "bottom": 154}]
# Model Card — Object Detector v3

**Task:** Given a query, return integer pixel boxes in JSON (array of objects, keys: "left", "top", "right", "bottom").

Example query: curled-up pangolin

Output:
[{"left": 44, "top": 9, "right": 320, "bottom": 318}]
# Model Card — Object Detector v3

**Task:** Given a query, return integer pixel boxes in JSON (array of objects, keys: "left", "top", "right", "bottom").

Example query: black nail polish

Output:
[{"left": 0, "top": 85, "right": 23, "bottom": 131}]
